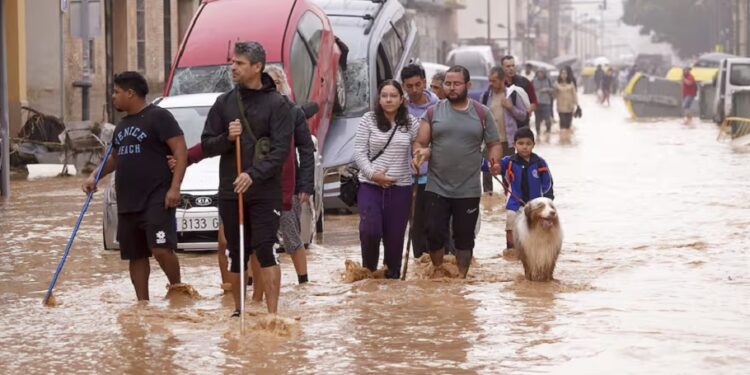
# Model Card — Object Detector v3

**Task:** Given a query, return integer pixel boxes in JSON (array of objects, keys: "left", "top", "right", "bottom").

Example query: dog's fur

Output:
[{"left": 513, "top": 197, "right": 562, "bottom": 281}]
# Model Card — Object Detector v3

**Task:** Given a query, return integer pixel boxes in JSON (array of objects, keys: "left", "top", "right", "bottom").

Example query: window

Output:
[
  {"left": 730, "top": 64, "right": 750, "bottom": 86},
  {"left": 296, "top": 12, "right": 324, "bottom": 59},
  {"left": 376, "top": 45, "right": 392, "bottom": 87},
  {"left": 381, "top": 25, "right": 403, "bottom": 71},
  {"left": 290, "top": 31, "right": 315, "bottom": 101},
  {"left": 166, "top": 107, "right": 211, "bottom": 146},
  {"left": 136, "top": 0, "right": 145, "bottom": 72},
  {"left": 88, "top": 39, "right": 95, "bottom": 72},
  {"left": 288, "top": 12, "right": 323, "bottom": 101}
]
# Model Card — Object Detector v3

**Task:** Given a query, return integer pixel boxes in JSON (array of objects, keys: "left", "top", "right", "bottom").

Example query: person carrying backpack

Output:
[{"left": 412, "top": 65, "right": 502, "bottom": 278}]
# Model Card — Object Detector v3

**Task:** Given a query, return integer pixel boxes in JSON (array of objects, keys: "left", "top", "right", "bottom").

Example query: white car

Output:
[
  {"left": 422, "top": 62, "right": 449, "bottom": 82},
  {"left": 103, "top": 93, "right": 323, "bottom": 251}
]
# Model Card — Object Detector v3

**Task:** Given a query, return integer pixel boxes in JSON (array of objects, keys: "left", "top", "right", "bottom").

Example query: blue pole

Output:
[{"left": 43, "top": 143, "right": 114, "bottom": 305}]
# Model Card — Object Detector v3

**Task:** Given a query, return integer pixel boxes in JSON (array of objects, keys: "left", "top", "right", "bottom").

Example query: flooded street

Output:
[{"left": 1, "top": 95, "right": 749, "bottom": 374}]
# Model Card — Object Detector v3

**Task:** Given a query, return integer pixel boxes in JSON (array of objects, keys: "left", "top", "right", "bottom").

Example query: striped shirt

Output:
[{"left": 354, "top": 111, "right": 420, "bottom": 186}]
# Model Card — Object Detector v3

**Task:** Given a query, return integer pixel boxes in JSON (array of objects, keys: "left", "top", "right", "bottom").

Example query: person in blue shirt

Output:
[{"left": 499, "top": 127, "right": 554, "bottom": 252}]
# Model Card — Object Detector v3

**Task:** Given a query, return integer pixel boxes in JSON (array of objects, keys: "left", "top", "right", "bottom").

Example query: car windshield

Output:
[
  {"left": 169, "top": 66, "right": 233, "bottom": 96},
  {"left": 169, "top": 63, "right": 283, "bottom": 96},
  {"left": 449, "top": 53, "right": 488, "bottom": 77},
  {"left": 695, "top": 59, "right": 721, "bottom": 68},
  {"left": 730, "top": 64, "right": 750, "bottom": 86},
  {"left": 165, "top": 106, "right": 211, "bottom": 147}
]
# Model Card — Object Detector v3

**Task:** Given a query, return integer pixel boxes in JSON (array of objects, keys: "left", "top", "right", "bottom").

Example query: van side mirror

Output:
[{"left": 302, "top": 102, "right": 319, "bottom": 119}]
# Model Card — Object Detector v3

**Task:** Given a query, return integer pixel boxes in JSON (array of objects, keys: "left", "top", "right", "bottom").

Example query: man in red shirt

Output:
[{"left": 682, "top": 67, "right": 698, "bottom": 125}]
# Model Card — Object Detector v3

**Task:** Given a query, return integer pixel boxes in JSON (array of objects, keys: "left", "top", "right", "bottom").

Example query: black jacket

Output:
[
  {"left": 292, "top": 105, "right": 315, "bottom": 195},
  {"left": 201, "top": 73, "right": 294, "bottom": 200}
]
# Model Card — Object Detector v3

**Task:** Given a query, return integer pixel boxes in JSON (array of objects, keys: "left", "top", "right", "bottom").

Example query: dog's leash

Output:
[{"left": 489, "top": 159, "right": 527, "bottom": 206}]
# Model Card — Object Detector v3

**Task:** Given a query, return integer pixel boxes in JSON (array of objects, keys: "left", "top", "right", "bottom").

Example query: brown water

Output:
[{"left": 2, "top": 96, "right": 749, "bottom": 374}]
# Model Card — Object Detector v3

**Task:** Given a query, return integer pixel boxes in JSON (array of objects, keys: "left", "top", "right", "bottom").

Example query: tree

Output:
[{"left": 622, "top": 0, "right": 733, "bottom": 58}]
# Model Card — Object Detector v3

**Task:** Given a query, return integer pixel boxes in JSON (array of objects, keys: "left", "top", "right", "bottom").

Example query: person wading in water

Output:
[
  {"left": 82, "top": 71, "right": 188, "bottom": 301},
  {"left": 201, "top": 41, "right": 294, "bottom": 316},
  {"left": 412, "top": 65, "right": 503, "bottom": 278}
]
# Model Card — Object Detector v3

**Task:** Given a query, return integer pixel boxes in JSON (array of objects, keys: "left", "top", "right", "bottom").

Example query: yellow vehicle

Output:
[{"left": 665, "top": 67, "right": 718, "bottom": 83}]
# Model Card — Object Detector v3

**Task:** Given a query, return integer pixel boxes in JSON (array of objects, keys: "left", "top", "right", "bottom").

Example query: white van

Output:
[
  {"left": 713, "top": 57, "right": 750, "bottom": 124},
  {"left": 446, "top": 46, "right": 494, "bottom": 78}
]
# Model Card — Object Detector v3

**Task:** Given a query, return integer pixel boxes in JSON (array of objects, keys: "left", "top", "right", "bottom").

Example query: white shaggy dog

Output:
[{"left": 513, "top": 197, "right": 562, "bottom": 281}]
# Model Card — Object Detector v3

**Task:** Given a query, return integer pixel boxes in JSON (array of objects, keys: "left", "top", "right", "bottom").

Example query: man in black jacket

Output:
[{"left": 201, "top": 41, "right": 293, "bottom": 316}]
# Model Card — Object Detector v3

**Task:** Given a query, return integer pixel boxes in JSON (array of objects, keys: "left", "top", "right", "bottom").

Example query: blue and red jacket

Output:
[{"left": 499, "top": 153, "right": 554, "bottom": 211}]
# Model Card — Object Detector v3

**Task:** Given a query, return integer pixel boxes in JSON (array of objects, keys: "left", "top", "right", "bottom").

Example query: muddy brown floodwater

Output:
[{"left": 1, "top": 96, "right": 749, "bottom": 374}]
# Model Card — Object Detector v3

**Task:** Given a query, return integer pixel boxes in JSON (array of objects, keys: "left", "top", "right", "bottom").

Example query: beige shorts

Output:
[{"left": 506, "top": 209, "right": 519, "bottom": 231}]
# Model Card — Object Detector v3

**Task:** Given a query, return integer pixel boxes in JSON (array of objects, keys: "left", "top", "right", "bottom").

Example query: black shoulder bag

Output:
[
  {"left": 235, "top": 87, "right": 271, "bottom": 166},
  {"left": 339, "top": 124, "right": 399, "bottom": 207}
]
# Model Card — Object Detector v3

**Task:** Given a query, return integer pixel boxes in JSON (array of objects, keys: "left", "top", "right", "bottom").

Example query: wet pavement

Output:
[{"left": 1, "top": 95, "right": 749, "bottom": 374}]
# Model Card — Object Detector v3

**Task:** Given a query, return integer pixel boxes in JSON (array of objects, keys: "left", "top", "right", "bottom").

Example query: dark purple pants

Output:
[{"left": 358, "top": 182, "right": 412, "bottom": 278}]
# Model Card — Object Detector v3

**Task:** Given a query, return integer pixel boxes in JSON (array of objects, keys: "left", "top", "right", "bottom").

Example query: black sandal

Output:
[{"left": 231, "top": 309, "right": 241, "bottom": 318}]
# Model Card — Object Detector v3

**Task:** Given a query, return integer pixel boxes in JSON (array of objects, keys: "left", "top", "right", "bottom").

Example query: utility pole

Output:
[
  {"left": 739, "top": 0, "right": 749, "bottom": 56},
  {"left": 507, "top": 0, "right": 511, "bottom": 54},
  {"left": 60, "top": 1, "right": 67, "bottom": 121},
  {"left": 486, "top": 0, "right": 491, "bottom": 46},
  {"left": 1, "top": 0, "right": 10, "bottom": 198},
  {"left": 549, "top": 0, "right": 559, "bottom": 60}
]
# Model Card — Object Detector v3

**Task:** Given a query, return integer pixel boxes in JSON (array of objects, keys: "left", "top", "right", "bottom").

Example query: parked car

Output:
[
  {"left": 468, "top": 76, "right": 489, "bottom": 102},
  {"left": 103, "top": 94, "right": 325, "bottom": 250},
  {"left": 164, "top": 0, "right": 341, "bottom": 234},
  {"left": 713, "top": 57, "right": 750, "bottom": 125},
  {"left": 104, "top": 94, "right": 221, "bottom": 251},
  {"left": 311, "top": 0, "right": 418, "bottom": 209},
  {"left": 422, "top": 61, "right": 449, "bottom": 82}
]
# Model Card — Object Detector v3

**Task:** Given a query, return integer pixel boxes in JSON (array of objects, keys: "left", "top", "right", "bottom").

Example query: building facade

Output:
[
  {"left": 401, "top": 0, "right": 463, "bottom": 64},
  {"left": 3, "top": 0, "right": 200, "bottom": 136}
]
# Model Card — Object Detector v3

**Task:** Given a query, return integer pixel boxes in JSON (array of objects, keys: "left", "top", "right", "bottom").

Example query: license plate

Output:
[{"left": 179, "top": 215, "right": 219, "bottom": 232}]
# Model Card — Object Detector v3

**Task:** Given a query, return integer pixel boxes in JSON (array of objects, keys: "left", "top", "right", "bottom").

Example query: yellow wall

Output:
[{"left": 4, "top": 0, "right": 27, "bottom": 135}]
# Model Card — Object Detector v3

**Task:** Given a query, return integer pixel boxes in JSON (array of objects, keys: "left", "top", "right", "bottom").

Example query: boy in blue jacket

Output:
[{"left": 499, "top": 127, "right": 554, "bottom": 251}]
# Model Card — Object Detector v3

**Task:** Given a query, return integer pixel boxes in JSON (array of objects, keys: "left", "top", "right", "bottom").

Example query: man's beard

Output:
[{"left": 447, "top": 90, "right": 468, "bottom": 103}]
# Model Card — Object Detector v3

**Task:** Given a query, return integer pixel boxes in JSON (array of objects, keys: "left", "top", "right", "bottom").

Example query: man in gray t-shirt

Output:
[{"left": 413, "top": 65, "right": 502, "bottom": 278}]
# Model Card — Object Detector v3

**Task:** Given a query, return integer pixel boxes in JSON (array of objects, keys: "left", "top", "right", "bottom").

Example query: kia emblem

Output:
[{"left": 195, "top": 196, "right": 212, "bottom": 206}]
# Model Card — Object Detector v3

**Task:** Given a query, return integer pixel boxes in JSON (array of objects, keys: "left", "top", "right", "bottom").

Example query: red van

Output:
[
  {"left": 165, "top": 0, "right": 344, "bottom": 150},
  {"left": 164, "top": 0, "right": 345, "bottom": 240}
]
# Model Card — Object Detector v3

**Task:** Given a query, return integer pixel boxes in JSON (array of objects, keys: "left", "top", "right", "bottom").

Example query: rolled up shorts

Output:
[
  {"left": 682, "top": 95, "right": 695, "bottom": 110},
  {"left": 279, "top": 195, "right": 303, "bottom": 254}
]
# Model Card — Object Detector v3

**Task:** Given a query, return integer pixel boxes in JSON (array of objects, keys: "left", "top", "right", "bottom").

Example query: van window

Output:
[
  {"left": 290, "top": 31, "right": 315, "bottom": 101},
  {"left": 297, "top": 12, "right": 324, "bottom": 59},
  {"left": 729, "top": 64, "right": 750, "bottom": 86},
  {"left": 394, "top": 16, "right": 410, "bottom": 46},
  {"left": 376, "top": 45, "right": 392, "bottom": 87},
  {"left": 381, "top": 26, "right": 403, "bottom": 72}
]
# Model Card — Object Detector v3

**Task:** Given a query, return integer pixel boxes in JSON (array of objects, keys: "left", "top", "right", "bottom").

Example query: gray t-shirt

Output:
[{"left": 421, "top": 100, "right": 500, "bottom": 198}]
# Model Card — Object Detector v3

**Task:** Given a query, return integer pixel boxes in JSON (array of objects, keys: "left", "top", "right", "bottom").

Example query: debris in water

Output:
[
  {"left": 502, "top": 247, "right": 519, "bottom": 261},
  {"left": 165, "top": 283, "right": 201, "bottom": 299},
  {"left": 43, "top": 293, "right": 61, "bottom": 307},
  {"left": 414, "top": 254, "right": 460, "bottom": 279},
  {"left": 342, "top": 260, "right": 387, "bottom": 283},
  {"left": 252, "top": 314, "right": 297, "bottom": 337}
]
